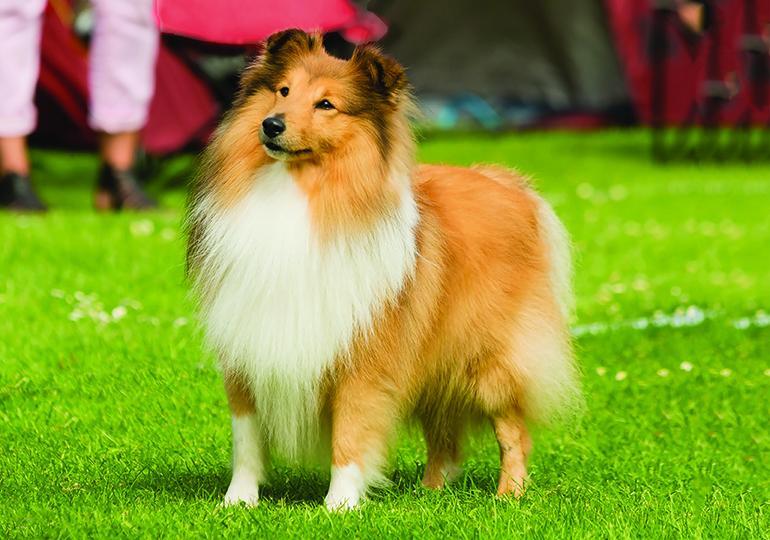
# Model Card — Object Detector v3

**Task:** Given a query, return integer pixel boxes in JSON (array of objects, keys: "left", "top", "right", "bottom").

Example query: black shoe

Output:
[
  {"left": 0, "top": 172, "right": 48, "bottom": 212},
  {"left": 95, "top": 164, "right": 158, "bottom": 211}
]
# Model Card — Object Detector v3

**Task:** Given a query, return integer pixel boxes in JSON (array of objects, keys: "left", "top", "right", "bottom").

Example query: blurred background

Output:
[{"left": 27, "top": 0, "right": 770, "bottom": 164}]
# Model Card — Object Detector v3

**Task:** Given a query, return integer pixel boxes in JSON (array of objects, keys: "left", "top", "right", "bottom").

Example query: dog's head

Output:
[{"left": 233, "top": 29, "right": 409, "bottom": 163}]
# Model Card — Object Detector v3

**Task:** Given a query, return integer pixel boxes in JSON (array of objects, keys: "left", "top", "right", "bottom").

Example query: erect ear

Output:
[
  {"left": 264, "top": 28, "right": 320, "bottom": 57},
  {"left": 351, "top": 45, "right": 407, "bottom": 100}
]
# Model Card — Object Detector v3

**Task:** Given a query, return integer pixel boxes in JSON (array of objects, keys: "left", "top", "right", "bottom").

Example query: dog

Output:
[{"left": 186, "top": 29, "right": 580, "bottom": 511}]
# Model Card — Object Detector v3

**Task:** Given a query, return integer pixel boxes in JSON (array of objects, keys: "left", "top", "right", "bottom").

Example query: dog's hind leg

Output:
[
  {"left": 491, "top": 407, "right": 531, "bottom": 498},
  {"left": 420, "top": 414, "right": 465, "bottom": 489},
  {"left": 221, "top": 370, "right": 267, "bottom": 507},
  {"left": 473, "top": 348, "right": 532, "bottom": 498}
]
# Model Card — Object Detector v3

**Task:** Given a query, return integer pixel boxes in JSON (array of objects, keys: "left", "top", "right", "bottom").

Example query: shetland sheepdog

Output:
[{"left": 186, "top": 29, "right": 580, "bottom": 511}]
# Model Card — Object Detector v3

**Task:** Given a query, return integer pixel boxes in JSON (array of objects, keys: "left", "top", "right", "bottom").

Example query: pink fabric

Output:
[
  {"left": 0, "top": 0, "right": 46, "bottom": 136},
  {"left": 0, "top": 0, "right": 159, "bottom": 137},
  {"left": 154, "top": 0, "right": 386, "bottom": 45},
  {"left": 88, "top": 0, "right": 159, "bottom": 132}
]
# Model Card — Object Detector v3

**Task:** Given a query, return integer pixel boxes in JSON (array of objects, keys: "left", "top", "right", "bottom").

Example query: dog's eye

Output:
[
  {"left": 279, "top": 87, "right": 289, "bottom": 97},
  {"left": 315, "top": 99, "right": 335, "bottom": 110}
]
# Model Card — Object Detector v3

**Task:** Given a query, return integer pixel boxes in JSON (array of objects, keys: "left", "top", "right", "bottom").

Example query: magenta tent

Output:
[{"left": 154, "top": 0, "right": 386, "bottom": 45}]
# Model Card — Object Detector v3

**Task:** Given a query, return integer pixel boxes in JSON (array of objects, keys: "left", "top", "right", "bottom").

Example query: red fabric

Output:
[
  {"left": 605, "top": 0, "right": 770, "bottom": 126},
  {"left": 154, "top": 0, "right": 386, "bottom": 45},
  {"left": 36, "top": 3, "right": 93, "bottom": 148},
  {"left": 340, "top": 9, "right": 388, "bottom": 44},
  {"left": 142, "top": 46, "right": 218, "bottom": 153}
]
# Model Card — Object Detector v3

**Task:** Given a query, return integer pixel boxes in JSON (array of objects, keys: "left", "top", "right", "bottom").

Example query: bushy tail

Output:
[
  {"left": 536, "top": 197, "right": 574, "bottom": 322},
  {"left": 515, "top": 195, "right": 582, "bottom": 425}
]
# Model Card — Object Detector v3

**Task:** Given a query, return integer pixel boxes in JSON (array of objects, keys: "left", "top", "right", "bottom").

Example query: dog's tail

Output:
[
  {"left": 514, "top": 194, "right": 582, "bottom": 425},
  {"left": 536, "top": 196, "right": 574, "bottom": 322}
]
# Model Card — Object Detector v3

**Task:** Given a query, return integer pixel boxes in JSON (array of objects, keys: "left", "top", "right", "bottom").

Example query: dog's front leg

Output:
[
  {"left": 325, "top": 373, "right": 400, "bottom": 511},
  {"left": 222, "top": 372, "right": 266, "bottom": 507}
]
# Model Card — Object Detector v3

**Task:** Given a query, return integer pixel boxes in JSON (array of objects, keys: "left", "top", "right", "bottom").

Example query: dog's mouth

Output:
[{"left": 264, "top": 141, "right": 312, "bottom": 156}]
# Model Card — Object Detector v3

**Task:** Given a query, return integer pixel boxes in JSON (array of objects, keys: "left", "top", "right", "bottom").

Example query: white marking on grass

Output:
[
  {"left": 680, "top": 362, "right": 694, "bottom": 372},
  {"left": 138, "top": 315, "right": 160, "bottom": 326},
  {"left": 753, "top": 311, "right": 770, "bottom": 327},
  {"left": 719, "top": 369, "right": 732, "bottom": 377},
  {"left": 53, "top": 291, "right": 193, "bottom": 328},
  {"left": 630, "top": 318, "right": 649, "bottom": 330},
  {"left": 656, "top": 369, "right": 670, "bottom": 377},
  {"left": 631, "top": 277, "right": 649, "bottom": 291},
  {"left": 55, "top": 291, "right": 142, "bottom": 325},
  {"left": 123, "top": 299, "right": 143, "bottom": 310},
  {"left": 130, "top": 219, "right": 154, "bottom": 236},
  {"left": 609, "top": 185, "right": 628, "bottom": 201},
  {"left": 733, "top": 318, "right": 750, "bottom": 329},
  {"left": 572, "top": 305, "right": 770, "bottom": 337},
  {"left": 614, "top": 371, "right": 627, "bottom": 381},
  {"left": 576, "top": 183, "right": 594, "bottom": 200}
]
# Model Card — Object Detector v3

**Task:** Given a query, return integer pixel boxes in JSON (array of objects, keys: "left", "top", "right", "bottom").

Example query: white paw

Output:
[
  {"left": 222, "top": 480, "right": 259, "bottom": 507},
  {"left": 325, "top": 463, "right": 365, "bottom": 511},
  {"left": 324, "top": 491, "right": 361, "bottom": 511}
]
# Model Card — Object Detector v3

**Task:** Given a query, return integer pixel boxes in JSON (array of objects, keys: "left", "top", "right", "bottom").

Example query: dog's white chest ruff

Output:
[{"left": 195, "top": 163, "right": 418, "bottom": 457}]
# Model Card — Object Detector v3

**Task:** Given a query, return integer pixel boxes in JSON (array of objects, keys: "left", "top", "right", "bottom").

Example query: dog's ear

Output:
[
  {"left": 264, "top": 28, "right": 320, "bottom": 57},
  {"left": 351, "top": 45, "right": 407, "bottom": 101}
]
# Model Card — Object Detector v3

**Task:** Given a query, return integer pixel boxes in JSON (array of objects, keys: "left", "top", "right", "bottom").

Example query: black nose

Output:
[{"left": 262, "top": 116, "right": 285, "bottom": 138}]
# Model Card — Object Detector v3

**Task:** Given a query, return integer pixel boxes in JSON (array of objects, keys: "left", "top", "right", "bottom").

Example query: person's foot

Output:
[
  {"left": 94, "top": 164, "right": 158, "bottom": 211},
  {"left": 0, "top": 172, "right": 48, "bottom": 212}
]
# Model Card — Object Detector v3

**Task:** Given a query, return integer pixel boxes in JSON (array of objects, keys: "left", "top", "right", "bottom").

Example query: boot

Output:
[
  {"left": 0, "top": 172, "right": 47, "bottom": 212},
  {"left": 94, "top": 164, "right": 158, "bottom": 211}
]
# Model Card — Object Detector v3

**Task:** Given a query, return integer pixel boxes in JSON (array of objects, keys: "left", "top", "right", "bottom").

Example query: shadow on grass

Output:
[
  {"left": 126, "top": 468, "right": 228, "bottom": 502},
  {"left": 127, "top": 461, "right": 500, "bottom": 506},
  {"left": 127, "top": 466, "right": 328, "bottom": 505}
]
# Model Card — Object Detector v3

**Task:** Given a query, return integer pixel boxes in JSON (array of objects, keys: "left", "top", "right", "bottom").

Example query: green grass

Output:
[{"left": 1, "top": 130, "right": 769, "bottom": 538}]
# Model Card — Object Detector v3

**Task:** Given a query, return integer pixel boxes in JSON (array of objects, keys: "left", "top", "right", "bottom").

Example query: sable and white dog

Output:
[{"left": 186, "top": 29, "right": 580, "bottom": 511}]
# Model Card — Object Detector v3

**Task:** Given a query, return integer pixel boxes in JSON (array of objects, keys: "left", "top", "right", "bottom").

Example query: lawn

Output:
[{"left": 1, "top": 130, "right": 769, "bottom": 538}]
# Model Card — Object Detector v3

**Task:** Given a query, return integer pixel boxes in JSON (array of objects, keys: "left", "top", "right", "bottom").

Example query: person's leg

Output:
[
  {"left": 90, "top": 0, "right": 159, "bottom": 210},
  {"left": 0, "top": 0, "right": 48, "bottom": 210},
  {"left": 100, "top": 131, "right": 138, "bottom": 171},
  {"left": 89, "top": 0, "right": 158, "bottom": 140},
  {"left": 0, "top": 136, "right": 30, "bottom": 175}
]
